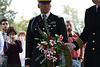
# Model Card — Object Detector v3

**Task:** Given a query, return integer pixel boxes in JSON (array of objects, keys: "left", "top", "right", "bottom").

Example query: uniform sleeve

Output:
[
  {"left": 73, "top": 9, "right": 89, "bottom": 50},
  {"left": 57, "top": 17, "right": 68, "bottom": 43},
  {"left": 25, "top": 19, "right": 34, "bottom": 66}
]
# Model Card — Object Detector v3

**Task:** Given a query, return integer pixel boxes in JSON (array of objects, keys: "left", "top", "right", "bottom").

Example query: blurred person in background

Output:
[
  {"left": 65, "top": 20, "right": 85, "bottom": 67},
  {"left": 3, "top": 26, "right": 22, "bottom": 67},
  {"left": 65, "top": 0, "right": 100, "bottom": 67},
  {"left": 0, "top": 19, "right": 9, "bottom": 67},
  {"left": 18, "top": 31, "right": 26, "bottom": 67}
]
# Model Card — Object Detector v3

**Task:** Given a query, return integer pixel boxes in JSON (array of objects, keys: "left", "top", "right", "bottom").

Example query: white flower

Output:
[
  {"left": 47, "top": 56, "right": 53, "bottom": 60},
  {"left": 55, "top": 34, "right": 59, "bottom": 37},
  {"left": 53, "top": 57, "right": 57, "bottom": 62},
  {"left": 37, "top": 43, "right": 41, "bottom": 46},
  {"left": 39, "top": 46, "right": 44, "bottom": 52},
  {"left": 57, "top": 34, "right": 63, "bottom": 43},
  {"left": 44, "top": 50, "right": 50, "bottom": 57},
  {"left": 41, "top": 41, "right": 47, "bottom": 44},
  {"left": 43, "top": 32, "right": 46, "bottom": 34},
  {"left": 37, "top": 43, "right": 44, "bottom": 52},
  {"left": 50, "top": 47, "right": 56, "bottom": 55},
  {"left": 50, "top": 40, "right": 56, "bottom": 46}
]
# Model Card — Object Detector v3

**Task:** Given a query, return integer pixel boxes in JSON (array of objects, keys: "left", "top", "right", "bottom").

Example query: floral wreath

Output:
[{"left": 34, "top": 17, "right": 72, "bottom": 67}]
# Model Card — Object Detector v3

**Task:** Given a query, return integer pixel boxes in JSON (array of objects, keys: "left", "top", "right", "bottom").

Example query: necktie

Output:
[
  {"left": 97, "top": 7, "right": 100, "bottom": 14},
  {"left": 43, "top": 15, "right": 47, "bottom": 23},
  {"left": 43, "top": 15, "right": 50, "bottom": 35},
  {"left": 43, "top": 15, "right": 46, "bottom": 20}
]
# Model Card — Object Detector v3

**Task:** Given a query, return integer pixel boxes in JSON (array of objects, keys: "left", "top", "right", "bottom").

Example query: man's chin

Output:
[{"left": 3, "top": 28, "right": 7, "bottom": 31}]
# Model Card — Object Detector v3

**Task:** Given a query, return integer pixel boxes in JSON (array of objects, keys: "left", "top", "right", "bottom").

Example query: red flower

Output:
[
  {"left": 55, "top": 54, "right": 59, "bottom": 59},
  {"left": 47, "top": 35, "right": 52, "bottom": 40},
  {"left": 49, "top": 44, "right": 52, "bottom": 48},
  {"left": 43, "top": 45, "right": 47, "bottom": 50}
]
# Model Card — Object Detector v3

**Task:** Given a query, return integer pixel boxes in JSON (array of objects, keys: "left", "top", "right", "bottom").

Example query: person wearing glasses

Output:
[{"left": 0, "top": 19, "right": 9, "bottom": 67}]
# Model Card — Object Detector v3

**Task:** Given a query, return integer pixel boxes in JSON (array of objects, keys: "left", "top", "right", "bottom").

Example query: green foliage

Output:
[
  {"left": 0, "top": 25, "right": 1, "bottom": 30},
  {"left": 12, "top": 16, "right": 29, "bottom": 33},
  {"left": 35, "top": 54, "right": 44, "bottom": 62},
  {"left": 0, "top": 0, "right": 17, "bottom": 24},
  {"left": 63, "top": 5, "right": 84, "bottom": 33}
]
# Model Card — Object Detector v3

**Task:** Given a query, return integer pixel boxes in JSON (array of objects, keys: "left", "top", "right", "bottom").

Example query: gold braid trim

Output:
[
  {"left": 74, "top": 37, "right": 83, "bottom": 48},
  {"left": 25, "top": 57, "right": 31, "bottom": 60}
]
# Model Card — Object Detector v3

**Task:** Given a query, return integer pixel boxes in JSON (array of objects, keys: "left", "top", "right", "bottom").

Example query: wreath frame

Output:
[{"left": 47, "top": 45, "right": 72, "bottom": 67}]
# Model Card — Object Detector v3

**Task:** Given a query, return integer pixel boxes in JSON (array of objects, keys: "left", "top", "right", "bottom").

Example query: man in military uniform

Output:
[
  {"left": 25, "top": 0, "right": 68, "bottom": 67},
  {"left": 65, "top": 0, "right": 100, "bottom": 67}
]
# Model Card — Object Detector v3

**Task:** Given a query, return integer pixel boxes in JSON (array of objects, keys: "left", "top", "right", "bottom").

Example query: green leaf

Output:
[
  {"left": 36, "top": 45, "right": 42, "bottom": 48},
  {"left": 40, "top": 58, "right": 46, "bottom": 64},
  {"left": 34, "top": 38, "right": 40, "bottom": 40},
  {"left": 35, "top": 54, "right": 44, "bottom": 61}
]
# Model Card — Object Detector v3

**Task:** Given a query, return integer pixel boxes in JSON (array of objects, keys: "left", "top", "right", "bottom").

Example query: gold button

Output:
[
  {"left": 92, "top": 40, "right": 95, "bottom": 43},
  {"left": 92, "top": 48, "right": 95, "bottom": 50},
  {"left": 35, "top": 28, "right": 37, "bottom": 30},
  {"left": 93, "top": 33, "right": 95, "bottom": 35},
  {"left": 51, "top": 28, "right": 53, "bottom": 30},
  {"left": 43, "top": 28, "right": 45, "bottom": 30}
]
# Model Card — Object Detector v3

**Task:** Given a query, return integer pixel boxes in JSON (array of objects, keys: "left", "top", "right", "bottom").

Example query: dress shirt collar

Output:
[
  {"left": 41, "top": 11, "right": 50, "bottom": 19},
  {"left": 1, "top": 31, "right": 7, "bottom": 35},
  {"left": 96, "top": 5, "right": 98, "bottom": 12}
]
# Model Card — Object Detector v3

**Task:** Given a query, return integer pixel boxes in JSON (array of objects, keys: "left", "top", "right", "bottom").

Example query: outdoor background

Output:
[{"left": 0, "top": 0, "right": 94, "bottom": 33}]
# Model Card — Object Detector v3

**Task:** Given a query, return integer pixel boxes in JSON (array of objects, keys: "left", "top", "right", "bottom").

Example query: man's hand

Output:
[
  {"left": 26, "top": 65, "right": 30, "bottom": 67},
  {"left": 64, "top": 43, "right": 75, "bottom": 52},
  {"left": 79, "top": 59, "right": 83, "bottom": 63}
]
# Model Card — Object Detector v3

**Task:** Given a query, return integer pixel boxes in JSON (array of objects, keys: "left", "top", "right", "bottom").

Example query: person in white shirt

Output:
[
  {"left": 0, "top": 19, "right": 9, "bottom": 67},
  {"left": 18, "top": 31, "right": 26, "bottom": 67},
  {"left": 0, "top": 31, "right": 4, "bottom": 65}
]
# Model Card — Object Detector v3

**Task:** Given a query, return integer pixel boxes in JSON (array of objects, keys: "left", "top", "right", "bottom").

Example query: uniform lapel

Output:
[
  {"left": 93, "top": 5, "right": 100, "bottom": 32},
  {"left": 47, "top": 13, "right": 53, "bottom": 22}
]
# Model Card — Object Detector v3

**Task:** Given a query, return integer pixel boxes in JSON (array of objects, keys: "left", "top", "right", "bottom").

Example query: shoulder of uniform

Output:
[
  {"left": 87, "top": 5, "right": 96, "bottom": 11},
  {"left": 51, "top": 13, "right": 63, "bottom": 19},
  {"left": 57, "top": 16, "right": 62, "bottom": 19},
  {"left": 54, "top": 15, "right": 63, "bottom": 19},
  {"left": 30, "top": 15, "right": 40, "bottom": 22},
  {"left": 31, "top": 15, "right": 40, "bottom": 20}
]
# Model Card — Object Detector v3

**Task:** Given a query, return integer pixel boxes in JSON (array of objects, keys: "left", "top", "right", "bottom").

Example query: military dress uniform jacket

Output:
[
  {"left": 73, "top": 5, "right": 100, "bottom": 67},
  {"left": 25, "top": 13, "right": 68, "bottom": 67}
]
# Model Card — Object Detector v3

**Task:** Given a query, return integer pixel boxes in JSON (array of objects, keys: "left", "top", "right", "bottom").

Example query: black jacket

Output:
[
  {"left": 25, "top": 13, "right": 68, "bottom": 67},
  {"left": 73, "top": 5, "right": 100, "bottom": 67}
]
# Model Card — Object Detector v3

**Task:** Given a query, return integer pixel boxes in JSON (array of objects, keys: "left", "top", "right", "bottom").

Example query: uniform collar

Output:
[{"left": 41, "top": 12, "right": 50, "bottom": 19}]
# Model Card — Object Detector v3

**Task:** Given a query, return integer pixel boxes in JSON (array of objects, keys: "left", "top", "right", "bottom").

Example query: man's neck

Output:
[
  {"left": 67, "top": 31, "right": 73, "bottom": 34},
  {"left": 2, "top": 30, "right": 7, "bottom": 33},
  {"left": 41, "top": 11, "right": 50, "bottom": 19},
  {"left": 21, "top": 40, "right": 25, "bottom": 44}
]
